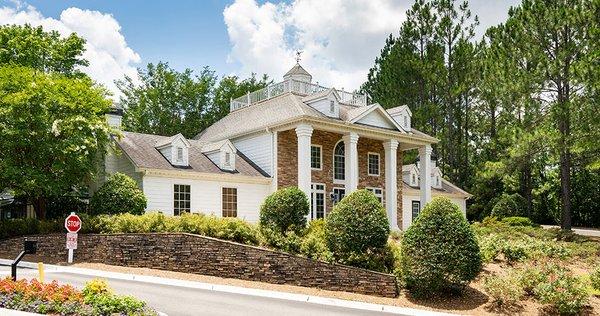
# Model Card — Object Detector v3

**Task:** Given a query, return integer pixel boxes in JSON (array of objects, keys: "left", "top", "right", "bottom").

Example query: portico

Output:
[{"left": 289, "top": 122, "right": 433, "bottom": 230}]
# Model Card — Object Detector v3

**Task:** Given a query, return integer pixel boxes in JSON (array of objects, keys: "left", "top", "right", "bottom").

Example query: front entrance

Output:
[{"left": 310, "top": 183, "right": 325, "bottom": 220}]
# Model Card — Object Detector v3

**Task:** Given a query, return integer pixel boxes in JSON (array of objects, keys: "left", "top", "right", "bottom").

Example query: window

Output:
[
  {"left": 329, "top": 100, "right": 335, "bottom": 113},
  {"left": 366, "top": 187, "right": 383, "bottom": 204},
  {"left": 436, "top": 176, "right": 440, "bottom": 187},
  {"left": 334, "top": 141, "right": 345, "bottom": 181},
  {"left": 176, "top": 147, "right": 183, "bottom": 162},
  {"left": 311, "top": 145, "right": 322, "bottom": 169},
  {"left": 403, "top": 115, "right": 408, "bottom": 127},
  {"left": 332, "top": 187, "right": 345, "bottom": 204},
  {"left": 173, "top": 184, "right": 190, "bottom": 216},
  {"left": 222, "top": 187, "right": 237, "bottom": 217},
  {"left": 225, "top": 152, "right": 231, "bottom": 166},
  {"left": 411, "top": 173, "right": 417, "bottom": 185},
  {"left": 412, "top": 201, "right": 421, "bottom": 222},
  {"left": 311, "top": 184, "right": 325, "bottom": 219},
  {"left": 368, "top": 153, "right": 380, "bottom": 176}
]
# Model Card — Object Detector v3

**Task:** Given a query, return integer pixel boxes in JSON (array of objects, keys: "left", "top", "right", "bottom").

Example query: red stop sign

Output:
[{"left": 64, "top": 213, "right": 82, "bottom": 233}]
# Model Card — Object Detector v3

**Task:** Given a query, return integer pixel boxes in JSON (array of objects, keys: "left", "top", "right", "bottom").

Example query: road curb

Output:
[{"left": 0, "top": 259, "right": 455, "bottom": 316}]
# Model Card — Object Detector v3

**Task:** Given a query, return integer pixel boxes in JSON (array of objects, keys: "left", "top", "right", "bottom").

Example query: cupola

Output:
[{"left": 283, "top": 63, "right": 312, "bottom": 83}]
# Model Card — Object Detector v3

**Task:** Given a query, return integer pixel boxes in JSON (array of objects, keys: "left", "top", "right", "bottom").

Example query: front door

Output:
[{"left": 310, "top": 183, "right": 325, "bottom": 220}]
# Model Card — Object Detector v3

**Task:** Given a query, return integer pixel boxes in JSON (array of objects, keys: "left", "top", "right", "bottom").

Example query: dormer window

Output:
[
  {"left": 202, "top": 139, "right": 237, "bottom": 171},
  {"left": 404, "top": 116, "right": 408, "bottom": 127},
  {"left": 412, "top": 174, "right": 416, "bottom": 185},
  {"left": 177, "top": 147, "right": 183, "bottom": 162},
  {"left": 329, "top": 100, "right": 335, "bottom": 113},
  {"left": 225, "top": 152, "right": 231, "bottom": 166},
  {"left": 155, "top": 133, "right": 191, "bottom": 167}
]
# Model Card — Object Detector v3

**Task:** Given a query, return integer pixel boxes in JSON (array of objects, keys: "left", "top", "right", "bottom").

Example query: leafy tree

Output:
[
  {"left": 0, "top": 65, "right": 112, "bottom": 218},
  {"left": 259, "top": 187, "right": 309, "bottom": 234},
  {"left": 117, "top": 62, "right": 217, "bottom": 139},
  {"left": 210, "top": 73, "right": 271, "bottom": 125},
  {"left": 90, "top": 173, "right": 147, "bottom": 215},
  {"left": 0, "top": 24, "right": 88, "bottom": 76},
  {"left": 484, "top": 0, "right": 598, "bottom": 229}
]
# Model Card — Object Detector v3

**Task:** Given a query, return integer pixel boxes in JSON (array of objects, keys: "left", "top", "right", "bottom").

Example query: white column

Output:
[
  {"left": 419, "top": 144, "right": 432, "bottom": 208},
  {"left": 343, "top": 132, "right": 359, "bottom": 193},
  {"left": 295, "top": 124, "right": 313, "bottom": 200},
  {"left": 384, "top": 140, "right": 399, "bottom": 230}
]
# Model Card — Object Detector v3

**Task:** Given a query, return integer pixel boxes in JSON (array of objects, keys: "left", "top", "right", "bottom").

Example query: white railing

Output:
[{"left": 229, "top": 79, "right": 367, "bottom": 112}]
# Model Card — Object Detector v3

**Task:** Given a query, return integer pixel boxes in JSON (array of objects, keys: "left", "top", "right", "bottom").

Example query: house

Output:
[
  {"left": 401, "top": 158, "right": 471, "bottom": 230},
  {"left": 97, "top": 62, "right": 467, "bottom": 230}
]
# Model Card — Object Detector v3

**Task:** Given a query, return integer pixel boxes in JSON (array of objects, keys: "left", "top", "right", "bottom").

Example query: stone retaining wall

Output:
[{"left": 0, "top": 233, "right": 398, "bottom": 297}]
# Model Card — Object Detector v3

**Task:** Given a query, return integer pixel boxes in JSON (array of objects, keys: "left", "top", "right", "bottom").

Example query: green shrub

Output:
[
  {"left": 501, "top": 216, "right": 537, "bottom": 227},
  {"left": 491, "top": 193, "right": 526, "bottom": 219},
  {"left": 90, "top": 173, "right": 147, "bottom": 215},
  {"left": 324, "top": 190, "right": 391, "bottom": 271},
  {"left": 0, "top": 218, "right": 62, "bottom": 239},
  {"left": 483, "top": 273, "right": 524, "bottom": 307},
  {"left": 259, "top": 187, "right": 309, "bottom": 234},
  {"left": 502, "top": 241, "right": 528, "bottom": 263},
  {"left": 299, "top": 219, "right": 332, "bottom": 261},
  {"left": 82, "top": 279, "right": 155, "bottom": 316},
  {"left": 477, "top": 234, "right": 505, "bottom": 263},
  {"left": 534, "top": 270, "right": 589, "bottom": 315},
  {"left": 401, "top": 197, "right": 482, "bottom": 297},
  {"left": 260, "top": 227, "right": 303, "bottom": 254},
  {"left": 590, "top": 267, "right": 600, "bottom": 291}
]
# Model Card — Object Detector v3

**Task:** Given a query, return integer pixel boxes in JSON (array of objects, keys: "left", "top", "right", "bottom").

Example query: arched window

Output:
[{"left": 334, "top": 141, "right": 345, "bottom": 181}]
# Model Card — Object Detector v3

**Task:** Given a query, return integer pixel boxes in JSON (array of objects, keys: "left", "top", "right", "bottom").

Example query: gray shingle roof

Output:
[
  {"left": 401, "top": 163, "right": 470, "bottom": 197},
  {"left": 284, "top": 63, "right": 311, "bottom": 78},
  {"left": 195, "top": 93, "right": 325, "bottom": 142},
  {"left": 115, "top": 131, "right": 267, "bottom": 177}
]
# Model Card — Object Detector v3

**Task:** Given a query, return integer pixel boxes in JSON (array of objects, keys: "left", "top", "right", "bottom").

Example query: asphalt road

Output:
[{"left": 0, "top": 265, "right": 398, "bottom": 316}]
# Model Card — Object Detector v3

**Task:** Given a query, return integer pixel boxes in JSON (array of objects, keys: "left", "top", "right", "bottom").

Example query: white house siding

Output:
[
  {"left": 142, "top": 175, "right": 270, "bottom": 222},
  {"left": 101, "top": 147, "right": 142, "bottom": 187},
  {"left": 357, "top": 111, "right": 396, "bottom": 129},
  {"left": 232, "top": 132, "right": 273, "bottom": 176},
  {"left": 401, "top": 192, "right": 467, "bottom": 230}
]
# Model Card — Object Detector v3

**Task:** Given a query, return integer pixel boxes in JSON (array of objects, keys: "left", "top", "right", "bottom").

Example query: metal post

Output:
[
  {"left": 11, "top": 251, "right": 26, "bottom": 281},
  {"left": 68, "top": 249, "right": 73, "bottom": 263}
]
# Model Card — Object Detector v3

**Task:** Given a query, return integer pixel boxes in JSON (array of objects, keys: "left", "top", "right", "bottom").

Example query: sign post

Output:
[{"left": 64, "top": 212, "right": 81, "bottom": 264}]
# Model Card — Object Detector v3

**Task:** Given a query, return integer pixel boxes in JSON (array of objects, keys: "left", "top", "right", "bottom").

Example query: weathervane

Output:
[{"left": 295, "top": 50, "right": 303, "bottom": 63}]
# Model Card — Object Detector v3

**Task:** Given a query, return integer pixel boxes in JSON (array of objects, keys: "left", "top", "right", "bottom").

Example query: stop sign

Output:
[{"left": 64, "top": 213, "right": 82, "bottom": 233}]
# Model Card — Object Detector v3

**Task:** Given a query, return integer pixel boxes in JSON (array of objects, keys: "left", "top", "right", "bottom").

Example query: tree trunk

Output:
[{"left": 32, "top": 197, "right": 47, "bottom": 220}]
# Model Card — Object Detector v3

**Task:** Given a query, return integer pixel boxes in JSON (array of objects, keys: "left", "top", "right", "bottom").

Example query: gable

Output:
[{"left": 357, "top": 110, "right": 397, "bottom": 129}]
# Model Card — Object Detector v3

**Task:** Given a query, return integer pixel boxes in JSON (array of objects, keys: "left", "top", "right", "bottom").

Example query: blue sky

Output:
[
  {"left": 1, "top": 0, "right": 520, "bottom": 96},
  {"left": 22, "top": 0, "right": 238, "bottom": 74}
]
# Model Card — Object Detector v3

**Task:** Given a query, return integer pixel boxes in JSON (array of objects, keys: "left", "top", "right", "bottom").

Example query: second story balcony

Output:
[{"left": 230, "top": 79, "right": 368, "bottom": 112}]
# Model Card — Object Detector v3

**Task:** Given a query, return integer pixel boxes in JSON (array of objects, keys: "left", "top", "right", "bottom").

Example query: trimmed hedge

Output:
[
  {"left": 401, "top": 197, "right": 482, "bottom": 297},
  {"left": 259, "top": 187, "right": 309, "bottom": 234},
  {"left": 90, "top": 173, "right": 147, "bottom": 215},
  {"left": 325, "top": 190, "right": 392, "bottom": 272}
]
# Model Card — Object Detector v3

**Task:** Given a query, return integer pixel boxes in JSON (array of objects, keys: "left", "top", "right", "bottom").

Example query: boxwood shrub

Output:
[
  {"left": 491, "top": 193, "right": 527, "bottom": 219},
  {"left": 324, "top": 189, "right": 392, "bottom": 272},
  {"left": 90, "top": 173, "right": 147, "bottom": 215},
  {"left": 401, "top": 197, "right": 482, "bottom": 297},
  {"left": 259, "top": 187, "right": 309, "bottom": 235}
]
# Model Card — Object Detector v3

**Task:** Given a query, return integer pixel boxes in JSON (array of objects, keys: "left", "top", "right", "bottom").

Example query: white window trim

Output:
[
  {"left": 367, "top": 152, "right": 380, "bottom": 176},
  {"left": 310, "top": 182, "right": 327, "bottom": 220},
  {"left": 220, "top": 185, "right": 238, "bottom": 218},
  {"left": 176, "top": 147, "right": 184, "bottom": 162},
  {"left": 311, "top": 144, "right": 322, "bottom": 171},
  {"left": 366, "top": 186, "right": 384, "bottom": 205},
  {"left": 173, "top": 183, "right": 191, "bottom": 216},
  {"left": 333, "top": 140, "right": 345, "bottom": 184}
]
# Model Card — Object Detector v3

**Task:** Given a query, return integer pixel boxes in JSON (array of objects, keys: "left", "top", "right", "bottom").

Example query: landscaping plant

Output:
[
  {"left": 90, "top": 173, "right": 147, "bottom": 215},
  {"left": 259, "top": 187, "right": 309, "bottom": 234},
  {"left": 400, "top": 197, "right": 482, "bottom": 297},
  {"left": 0, "top": 277, "right": 156, "bottom": 315},
  {"left": 324, "top": 190, "right": 392, "bottom": 272},
  {"left": 483, "top": 272, "right": 524, "bottom": 307}
]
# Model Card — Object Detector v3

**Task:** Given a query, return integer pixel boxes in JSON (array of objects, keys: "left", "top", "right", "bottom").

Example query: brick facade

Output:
[
  {"left": 277, "top": 128, "right": 403, "bottom": 222},
  {"left": 0, "top": 233, "right": 398, "bottom": 297}
]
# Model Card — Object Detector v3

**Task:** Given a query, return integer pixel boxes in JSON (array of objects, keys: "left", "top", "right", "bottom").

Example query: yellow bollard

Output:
[{"left": 38, "top": 262, "right": 45, "bottom": 283}]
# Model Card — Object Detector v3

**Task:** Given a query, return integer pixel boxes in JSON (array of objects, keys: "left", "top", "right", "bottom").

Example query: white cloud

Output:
[
  {"left": 223, "top": 0, "right": 409, "bottom": 91},
  {"left": 0, "top": 3, "right": 140, "bottom": 98}
]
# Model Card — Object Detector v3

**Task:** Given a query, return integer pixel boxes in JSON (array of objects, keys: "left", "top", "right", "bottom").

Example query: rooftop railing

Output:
[{"left": 230, "top": 79, "right": 368, "bottom": 112}]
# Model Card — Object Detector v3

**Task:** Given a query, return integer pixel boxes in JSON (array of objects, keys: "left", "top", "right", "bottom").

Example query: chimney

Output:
[{"left": 106, "top": 105, "right": 123, "bottom": 129}]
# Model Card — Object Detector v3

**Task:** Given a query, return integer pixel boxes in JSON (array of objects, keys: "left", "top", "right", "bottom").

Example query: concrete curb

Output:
[
  {"left": 0, "top": 259, "right": 455, "bottom": 316},
  {"left": 0, "top": 308, "right": 43, "bottom": 316}
]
